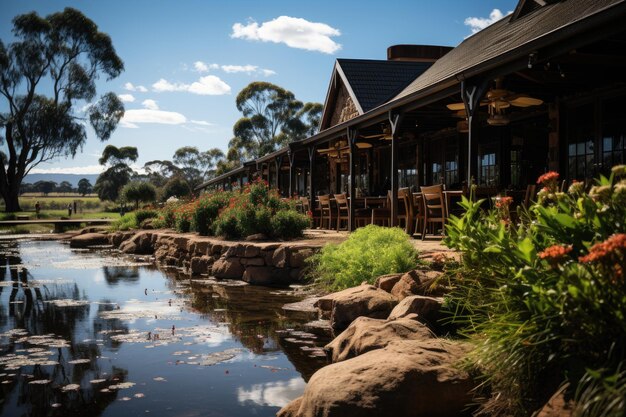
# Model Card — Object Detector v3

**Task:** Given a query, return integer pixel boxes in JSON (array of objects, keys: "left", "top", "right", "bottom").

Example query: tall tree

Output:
[
  {"left": 94, "top": 145, "right": 137, "bottom": 202},
  {"left": 33, "top": 180, "right": 56, "bottom": 196},
  {"left": 121, "top": 181, "right": 156, "bottom": 209},
  {"left": 77, "top": 178, "right": 92, "bottom": 196},
  {"left": 0, "top": 8, "right": 124, "bottom": 212},
  {"left": 58, "top": 180, "right": 73, "bottom": 194},
  {"left": 172, "top": 146, "right": 225, "bottom": 189}
]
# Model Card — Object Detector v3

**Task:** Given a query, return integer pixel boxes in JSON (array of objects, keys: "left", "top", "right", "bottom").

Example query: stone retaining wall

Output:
[{"left": 105, "top": 230, "right": 319, "bottom": 286}]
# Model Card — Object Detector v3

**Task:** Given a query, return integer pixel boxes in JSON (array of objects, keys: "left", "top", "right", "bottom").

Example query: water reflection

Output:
[
  {"left": 0, "top": 240, "right": 328, "bottom": 417},
  {"left": 237, "top": 377, "right": 306, "bottom": 408}
]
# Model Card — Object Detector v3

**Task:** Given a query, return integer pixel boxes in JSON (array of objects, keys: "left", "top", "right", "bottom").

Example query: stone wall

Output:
[{"left": 105, "top": 230, "right": 320, "bottom": 286}]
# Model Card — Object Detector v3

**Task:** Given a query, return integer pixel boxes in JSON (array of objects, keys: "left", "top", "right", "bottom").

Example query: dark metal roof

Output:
[
  {"left": 195, "top": 165, "right": 247, "bottom": 191},
  {"left": 393, "top": 0, "right": 625, "bottom": 101},
  {"left": 337, "top": 59, "right": 433, "bottom": 112}
]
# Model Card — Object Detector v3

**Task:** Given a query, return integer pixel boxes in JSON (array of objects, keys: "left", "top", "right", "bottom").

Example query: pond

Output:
[{"left": 0, "top": 239, "right": 328, "bottom": 417}]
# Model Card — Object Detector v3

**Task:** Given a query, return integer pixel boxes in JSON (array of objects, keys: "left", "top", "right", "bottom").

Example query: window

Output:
[
  {"left": 444, "top": 146, "right": 459, "bottom": 187},
  {"left": 478, "top": 144, "right": 499, "bottom": 186},
  {"left": 601, "top": 98, "right": 626, "bottom": 169},
  {"left": 510, "top": 150, "right": 521, "bottom": 187},
  {"left": 567, "top": 104, "right": 595, "bottom": 180}
]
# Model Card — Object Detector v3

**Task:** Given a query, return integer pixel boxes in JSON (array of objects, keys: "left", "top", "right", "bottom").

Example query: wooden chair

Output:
[
  {"left": 370, "top": 192, "right": 391, "bottom": 226},
  {"left": 397, "top": 188, "right": 412, "bottom": 234},
  {"left": 523, "top": 184, "right": 536, "bottom": 208},
  {"left": 420, "top": 184, "right": 446, "bottom": 240},
  {"left": 300, "top": 196, "right": 320, "bottom": 228},
  {"left": 334, "top": 193, "right": 349, "bottom": 231},
  {"left": 318, "top": 195, "right": 333, "bottom": 230},
  {"left": 413, "top": 193, "right": 425, "bottom": 238}
]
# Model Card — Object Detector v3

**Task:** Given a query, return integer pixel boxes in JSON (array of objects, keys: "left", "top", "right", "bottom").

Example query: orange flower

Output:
[
  {"left": 537, "top": 171, "right": 559, "bottom": 185},
  {"left": 539, "top": 244, "right": 572, "bottom": 268},
  {"left": 579, "top": 234, "right": 626, "bottom": 264},
  {"left": 495, "top": 196, "right": 513, "bottom": 209}
]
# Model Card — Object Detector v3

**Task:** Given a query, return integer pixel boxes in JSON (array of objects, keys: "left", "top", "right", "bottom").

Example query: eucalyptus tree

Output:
[
  {"left": 77, "top": 178, "right": 92, "bottom": 196},
  {"left": 0, "top": 8, "right": 124, "bottom": 211},
  {"left": 94, "top": 145, "right": 137, "bottom": 202}
]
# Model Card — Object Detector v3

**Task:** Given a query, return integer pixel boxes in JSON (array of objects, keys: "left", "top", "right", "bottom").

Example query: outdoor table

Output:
[{"left": 443, "top": 190, "right": 465, "bottom": 218}]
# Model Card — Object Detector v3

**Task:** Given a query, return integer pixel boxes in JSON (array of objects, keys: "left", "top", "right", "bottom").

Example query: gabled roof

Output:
[
  {"left": 393, "top": 0, "right": 625, "bottom": 102},
  {"left": 320, "top": 59, "right": 432, "bottom": 130}
]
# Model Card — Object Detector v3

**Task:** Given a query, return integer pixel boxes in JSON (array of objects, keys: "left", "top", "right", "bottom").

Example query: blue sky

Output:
[{"left": 0, "top": 0, "right": 517, "bottom": 175}]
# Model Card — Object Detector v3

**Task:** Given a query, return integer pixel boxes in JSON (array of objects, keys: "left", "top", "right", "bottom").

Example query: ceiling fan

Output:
[
  {"left": 447, "top": 78, "right": 544, "bottom": 126},
  {"left": 359, "top": 125, "right": 392, "bottom": 140}
]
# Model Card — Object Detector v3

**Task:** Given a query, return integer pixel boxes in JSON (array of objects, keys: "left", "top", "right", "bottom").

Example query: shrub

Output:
[
  {"left": 174, "top": 202, "right": 195, "bottom": 233},
  {"left": 135, "top": 209, "right": 158, "bottom": 225},
  {"left": 192, "top": 191, "right": 231, "bottom": 236},
  {"left": 444, "top": 167, "right": 626, "bottom": 417},
  {"left": 110, "top": 213, "right": 138, "bottom": 231},
  {"left": 212, "top": 208, "right": 239, "bottom": 239},
  {"left": 308, "top": 224, "right": 419, "bottom": 291},
  {"left": 270, "top": 210, "right": 310, "bottom": 239},
  {"left": 121, "top": 181, "right": 157, "bottom": 209}
]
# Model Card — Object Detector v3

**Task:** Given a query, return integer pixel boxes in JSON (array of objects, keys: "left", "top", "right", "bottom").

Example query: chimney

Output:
[{"left": 387, "top": 45, "right": 453, "bottom": 63}]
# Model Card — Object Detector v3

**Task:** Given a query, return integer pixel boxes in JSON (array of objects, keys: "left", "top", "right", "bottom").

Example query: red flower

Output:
[
  {"left": 537, "top": 171, "right": 559, "bottom": 185},
  {"left": 495, "top": 196, "right": 513, "bottom": 209},
  {"left": 579, "top": 234, "right": 626, "bottom": 264},
  {"left": 539, "top": 244, "right": 572, "bottom": 268}
]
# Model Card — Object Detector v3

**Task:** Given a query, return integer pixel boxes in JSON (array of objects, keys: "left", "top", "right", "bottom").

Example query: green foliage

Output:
[
  {"left": 134, "top": 209, "right": 157, "bottom": 225},
  {"left": 270, "top": 210, "right": 310, "bottom": 239},
  {"left": 444, "top": 168, "right": 626, "bottom": 417},
  {"left": 309, "top": 225, "right": 419, "bottom": 291},
  {"left": 192, "top": 191, "right": 231, "bottom": 236},
  {"left": 110, "top": 213, "right": 138, "bottom": 231},
  {"left": 121, "top": 181, "right": 157, "bottom": 208},
  {"left": 160, "top": 176, "right": 191, "bottom": 200}
]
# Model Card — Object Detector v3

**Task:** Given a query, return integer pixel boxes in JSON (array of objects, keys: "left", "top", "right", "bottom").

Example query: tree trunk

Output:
[{"left": 3, "top": 187, "right": 22, "bottom": 212}]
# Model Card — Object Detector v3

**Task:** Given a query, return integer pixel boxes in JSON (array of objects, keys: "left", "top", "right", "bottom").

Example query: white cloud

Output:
[
  {"left": 237, "top": 378, "right": 305, "bottom": 408},
  {"left": 194, "top": 61, "right": 219, "bottom": 72},
  {"left": 29, "top": 165, "right": 105, "bottom": 175},
  {"left": 190, "top": 120, "right": 213, "bottom": 126},
  {"left": 262, "top": 69, "right": 276, "bottom": 76},
  {"left": 152, "top": 76, "right": 231, "bottom": 95},
  {"left": 124, "top": 82, "right": 148, "bottom": 93},
  {"left": 141, "top": 99, "right": 159, "bottom": 110},
  {"left": 120, "top": 109, "right": 187, "bottom": 128},
  {"left": 231, "top": 16, "right": 341, "bottom": 54},
  {"left": 464, "top": 9, "right": 511, "bottom": 35},
  {"left": 221, "top": 64, "right": 258, "bottom": 74},
  {"left": 118, "top": 94, "right": 135, "bottom": 103}
]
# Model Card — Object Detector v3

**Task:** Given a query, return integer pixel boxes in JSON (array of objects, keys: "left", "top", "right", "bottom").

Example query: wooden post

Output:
[
  {"left": 288, "top": 149, "right": 296, "bottom": 197},
  {"left": 308, "top": 146, "right": 316, "bottom": 207},
  {"left": 347, "top": 127, "right": 358, "bottom": 231},
  {"left": 274, "top": 155, "right": 283, "bottom": 193},
  {"left": 389, "top": 111, "right": 404, "bottom": 227},
  {"left": 461, "top": 79, "right": 489, "bottom": 185}
]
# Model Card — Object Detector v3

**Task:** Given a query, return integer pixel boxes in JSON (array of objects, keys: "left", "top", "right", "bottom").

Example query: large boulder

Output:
[
  {"left": 69, "top": 233, "right": 109, "bottom": 248},
  {"left": 278, "top": 339, "right": 474, "bottom": 417},
  {"left": 242, "top": 266, "right": 290, "bottom": 285},
  {"left": 119, "top": 231, "right": 154, "bottom": 254},
  {"left": 390, "top": 269, "right": 443, "bottom": 300},
  {"left": 374, "top": 273, "right": 403, "bottom": 292},
  {"left": 317, "top": 284, "right": 398, "bottom": 334},
  {"left": 325, "top": 315, "right": 434, "bottom": 362},
  {"left": 388, "top": 295, "right": 444, "bottom": 324},
  {"left": 212, "top": 257, "right": 244, "bottom": 279}
]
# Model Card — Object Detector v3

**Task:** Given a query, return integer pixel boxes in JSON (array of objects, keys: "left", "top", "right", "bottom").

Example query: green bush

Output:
[
  {"left": 192, "top": 191, "right": 231, "bottom": 236},
  {"left": 309, "top": 224, "right": 419, "bottom": 291},
  {"left": 444, "top": 166, "right": 626, "bottom": 417},
  {"left": 110, "top": 213, "right": 138, "bottom": 231},
  {"left": 212, "top": 209, "right": 239, "bottom": 239},
  {"left": 135, "top": 209, "right": 158, "bottom": 225},
  {"left": 270, "top": 210, "right": 310, "bottom": 239}
]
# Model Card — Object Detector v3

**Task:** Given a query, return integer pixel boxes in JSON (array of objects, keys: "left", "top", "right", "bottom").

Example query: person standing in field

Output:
[
  {"left": 67, "top": 203, "right": 72, "bottom": 217},
  {"left": 35, "top": 201, "right": 41, "bottom": 219}
]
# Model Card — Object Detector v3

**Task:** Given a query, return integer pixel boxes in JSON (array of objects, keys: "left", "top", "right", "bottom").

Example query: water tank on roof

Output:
[{"left": 387, "top": 45, "right": 453, "bottom": 62}]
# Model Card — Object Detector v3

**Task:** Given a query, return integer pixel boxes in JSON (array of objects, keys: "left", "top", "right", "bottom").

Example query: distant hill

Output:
[{"left": 24, "top": 173, "right": 99, "bottom": 187}]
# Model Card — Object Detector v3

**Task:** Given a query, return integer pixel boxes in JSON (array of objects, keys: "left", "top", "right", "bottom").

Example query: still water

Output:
[{"left": 0, "top": 239, "right": 327, "bottom": 417}]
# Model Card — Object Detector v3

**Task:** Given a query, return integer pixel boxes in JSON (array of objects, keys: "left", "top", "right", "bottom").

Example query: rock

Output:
[
  {"left": 70, "top": 233, "right": 109, "bottom": 248},
  {"left": 303, "top": 320, "right": 333, "bottom": 337},
  {"left": 119, "top": 231, "right": 154, "bottom": 254},
  {"left": 246, "top": 233, "right": 268, "bottom": 241},
  {"left": 282, "top": 297, "right": 320, "bottom": 321},
  {"left": 79, "top": 226, "right": 108, "bottom": 234},
  {"left": 190, "top": 256, "right": 212, "bottom": 275},
  {"left": 374, "top": 273, "right": 403, "bottom": 292},
  {"left": 272, "top": 246, "right": 289, "bottom": 268},
  {"left": 387, "top": 295, "right": 444, "bottom": 324},
  {"left": 242, "top": 266, "right": 290, "bottom": 285},
  {"left": 240, "top": 257, "right": 265, "bottom": 266},
  {"left": 390, "top": 269, "right": 443, "bottom": 300},
  {"left": 322, "top": 284, "right": 398, "bottom": 334},
  {"left": 212, "top": 258, "right": 244, "bottom": 279},
  {"left": 279, "top": 339, "right": 474, "bottom": 417},
  {"left": 325, "top": 315, "right": 434, "bottom": 362},
  {"left": 290, "top": 248, "right": 314, "bottom": 268}
]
